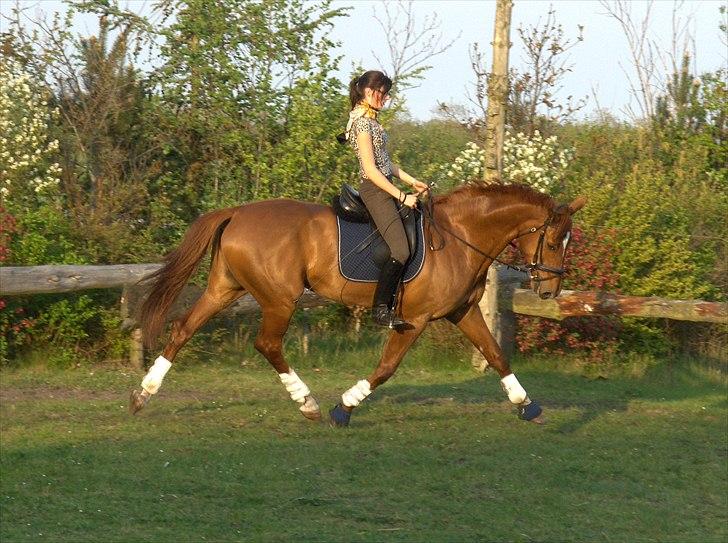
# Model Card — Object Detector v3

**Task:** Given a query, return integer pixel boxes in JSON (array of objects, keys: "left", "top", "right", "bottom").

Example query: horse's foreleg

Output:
[
  {"left": 330, "top": 321, "right": 427, "bottom": 427},
  {"left": 130, "top": 286, "right": 244, "bottom": 414},
  {"left": 448, "top": 304, "right": 544, "bottom": 423},
  {"left": 255, "top": 304, "right": 321, "bottom": 421}
]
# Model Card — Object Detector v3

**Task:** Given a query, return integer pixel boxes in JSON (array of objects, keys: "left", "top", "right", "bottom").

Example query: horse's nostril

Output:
[{"left": 539, "top": 291, "right": 552, "bottom": 300}]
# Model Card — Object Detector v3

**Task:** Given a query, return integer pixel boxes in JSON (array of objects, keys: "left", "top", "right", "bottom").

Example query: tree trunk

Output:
[{"left": 483, "top": 0, "right": 513, "bottom": 184}]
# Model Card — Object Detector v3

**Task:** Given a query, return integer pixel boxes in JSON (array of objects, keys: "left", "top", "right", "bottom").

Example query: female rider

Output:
[{"left": 341, "top": 70, "right": 428, "bottom": 327}]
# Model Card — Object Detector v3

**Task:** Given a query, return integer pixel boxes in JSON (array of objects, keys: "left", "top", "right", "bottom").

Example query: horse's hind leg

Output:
[
  {"left": 330, "top": 320, "right": 428, "bottom": 427},
  {"left": 254, "top": 301, "right": 321, "bottom": 421},
  {"left": 130, "top": 265, "right": 244, "bottom": 414},
  {"left": 448, "top": 303, "right": 544, "bottom": 423}
]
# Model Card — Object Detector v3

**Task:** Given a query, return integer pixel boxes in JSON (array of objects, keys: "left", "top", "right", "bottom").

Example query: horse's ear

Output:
[{"left": 568, "top": 196, "right": 587, "bottom": 215}]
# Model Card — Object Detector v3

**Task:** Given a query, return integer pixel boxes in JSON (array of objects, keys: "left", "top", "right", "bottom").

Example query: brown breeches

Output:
[{"left": 359, "top": 179, "right": 411, "bottom": 265}]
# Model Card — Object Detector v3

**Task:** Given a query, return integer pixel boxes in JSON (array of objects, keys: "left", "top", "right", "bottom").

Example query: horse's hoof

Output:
[
  {"left": 329, "top": 403, "right": 351, "bottom": 427},
  {"left": 129, "top": 389, "right": 151, "bottom": 415},
  {"left": 518, "top": 399, "right": 543, "bottom": 422},
  {"left": 299, "top": 396, "right": 322, "bottom": 421}
]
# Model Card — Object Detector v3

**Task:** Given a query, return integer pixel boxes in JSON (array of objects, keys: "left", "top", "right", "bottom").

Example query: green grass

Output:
[{"left": 1, "top": 337, "right": 726, "bottom": 542}]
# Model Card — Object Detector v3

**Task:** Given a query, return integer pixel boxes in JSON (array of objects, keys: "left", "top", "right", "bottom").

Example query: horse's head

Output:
[{"left": 518, "top": 196, "right": 586, "bottom": 299}]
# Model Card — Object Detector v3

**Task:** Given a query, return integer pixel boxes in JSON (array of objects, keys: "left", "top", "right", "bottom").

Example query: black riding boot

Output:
[{"left": 372, "top": 258, "right": 408, "bottom": 328}]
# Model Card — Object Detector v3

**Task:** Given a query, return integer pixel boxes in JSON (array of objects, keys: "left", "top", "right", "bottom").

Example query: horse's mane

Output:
[
  {"left": 435, "top": 182, "right": 555, "bottom": 211},
  {"left": 434, "top": 182, "right": 571, "bottom": 237}
]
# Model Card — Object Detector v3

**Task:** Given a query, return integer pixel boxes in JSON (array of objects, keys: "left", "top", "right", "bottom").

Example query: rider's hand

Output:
[
  {"left": 402, "top": 193, "right": 418, "bottom": 208},
  {"left": 410, "top": 179, "right": 429, "bottom": 194}
]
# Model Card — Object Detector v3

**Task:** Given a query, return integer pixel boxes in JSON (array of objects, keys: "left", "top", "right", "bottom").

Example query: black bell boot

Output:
[{"left": 372, "top": 258, "right": 408, "bottom": 328}]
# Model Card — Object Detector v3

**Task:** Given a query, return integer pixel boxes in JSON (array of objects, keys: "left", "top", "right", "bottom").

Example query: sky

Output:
[
  {"left": 328, "top": 0, "right": 727, "bottom": 120},
  {"left": 2, "top": 0, "right": 726, "bottom": 121}
]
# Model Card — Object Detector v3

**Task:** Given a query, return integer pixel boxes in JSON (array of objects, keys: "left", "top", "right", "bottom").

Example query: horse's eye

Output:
[{"left": 547, "top": 243, "right": 558, "bottom": 251}]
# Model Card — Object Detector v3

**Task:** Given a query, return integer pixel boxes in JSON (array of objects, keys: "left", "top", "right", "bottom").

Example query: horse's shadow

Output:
[{"left": 369, "top": 362, "right": 726, "bottom": 434}]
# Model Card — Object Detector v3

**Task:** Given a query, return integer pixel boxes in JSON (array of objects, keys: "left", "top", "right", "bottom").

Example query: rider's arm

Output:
[{"left": 391, "top": 164, "right": 415, "bottom": 185}]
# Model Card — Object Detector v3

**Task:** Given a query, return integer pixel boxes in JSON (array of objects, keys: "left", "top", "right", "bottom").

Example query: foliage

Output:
[
  {"left": 0, "top": 298, "right": 34, "bottom": 365},
  {"left": 441, "top": 141, "right": 485, "bottom": 189},
  {"left": 8, "top": 205, "right": 88, "bottom": 266},
  {"left": 515, "top": 226, "right": 622, "bottom": 360},
  {"left": 2, "top": 293, "right": 126, "bottom": 368},
  {"left": 0, "top": 208, "right": 26, "bottom": 363},
  {"left": 502, "top": 130, "right": 572, "bottom": 192},
  {"left": 264, "top": 65, "right": 354, "bottom": 202},
  {"left": 0, "top": 59, "right": 61, "bottom": 206},
  {"left": 439, "top": 5, "right": 586, "bottom": 140},
  {"left": 561, "top": 72, "right": 726, "bottom": 303},
  {"left": 439, "top": 131, "right": 573, "bottom": 195},
  {"left": 605, "top": 163, "right": 720, "bottom": 300},
  {"left": 4, "top": 10, "right": 160, "bottom": 263},
  {"left": 387, "top": 118, "right": 472, "bottom": 190},
  {"left": 0, "top": 0, "right": 724, "bottom": 364},
  {"left": 555, "top": 65, "right": 726, "bottom": 354},
  {"left": 150, "top": 0, "right": 348, "bottom": 209},
  {"left": 0, "top": 206, "right": 16, "bottom": 263}
]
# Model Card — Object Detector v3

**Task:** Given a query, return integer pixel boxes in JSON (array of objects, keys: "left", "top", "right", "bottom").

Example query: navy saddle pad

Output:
[{"left": 336, "top": 211, "right": 426, "bottom": 283}]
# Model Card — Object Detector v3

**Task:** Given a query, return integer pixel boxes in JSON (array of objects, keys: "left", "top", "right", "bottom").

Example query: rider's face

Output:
[{"left": 365, "top": 87, "right": 391, "bottom": 109}]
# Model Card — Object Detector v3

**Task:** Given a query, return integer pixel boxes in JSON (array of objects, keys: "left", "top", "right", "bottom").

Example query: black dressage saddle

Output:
[{"left": 331, "top": 184, "right": 425, "bottom": 283}]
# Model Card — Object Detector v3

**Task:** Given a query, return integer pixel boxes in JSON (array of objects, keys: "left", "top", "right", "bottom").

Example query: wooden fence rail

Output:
[
  {"left": 1, "top": 264, "right": 726, "bottom": 368},
  {"left": 0, "top": 264, "right": 163, "bottom": 295},
  {"left": 473, "top": 266, "right": 727, "bottom": 370}
]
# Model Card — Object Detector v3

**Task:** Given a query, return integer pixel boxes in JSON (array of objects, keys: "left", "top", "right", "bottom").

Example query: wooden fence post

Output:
[
  {"left": 121, "top": 285, "right": 144, "bottom": 370},
  {"left": 301, "top": 308, "right": 310, "bottom": 356},
  {"left": 472, "top": 265, "right": 524, "bottom": 371},
  {"left": 129, "top": 328, "right": 145, "bottom": 370}
]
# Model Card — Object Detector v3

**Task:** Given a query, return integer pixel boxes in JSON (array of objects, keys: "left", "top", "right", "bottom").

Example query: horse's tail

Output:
[{"left": 138, "top": 207, "right": 236, "bottom": 349}]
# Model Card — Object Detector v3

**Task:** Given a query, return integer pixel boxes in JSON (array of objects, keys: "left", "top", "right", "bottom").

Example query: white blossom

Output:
[
  {"left": 443, "top": 132, "right": 573, "bottom": 193},
  {"left": 0, "top": 59, "right": 61, "bottom": 202}
]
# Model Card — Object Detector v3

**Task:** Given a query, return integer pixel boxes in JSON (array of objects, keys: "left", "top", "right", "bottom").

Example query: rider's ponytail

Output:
[{"left": 348, "top": 76, "right": 364, "bottom": 110}]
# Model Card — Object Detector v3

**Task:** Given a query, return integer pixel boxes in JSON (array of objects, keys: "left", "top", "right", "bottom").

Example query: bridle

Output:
[
  {"left": 524, "top": 213, "right": 569, "bottom": 282},
  {"left": 416, "top": 189, "right": 568, "bottom": 283}
]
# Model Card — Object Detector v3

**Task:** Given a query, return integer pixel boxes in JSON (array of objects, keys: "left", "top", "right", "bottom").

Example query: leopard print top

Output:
[{"left": 348, "top": 117, "right": 394, "bottom": 180}]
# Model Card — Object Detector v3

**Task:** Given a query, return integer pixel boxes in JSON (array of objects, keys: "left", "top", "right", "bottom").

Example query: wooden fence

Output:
[{"left": 1, "top": 264, "right": 726, "bottom": 368}]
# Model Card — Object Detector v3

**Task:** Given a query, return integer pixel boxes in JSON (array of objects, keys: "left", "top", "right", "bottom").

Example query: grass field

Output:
[{"left": 1, "top": 333, "right": 726, "bottom": 542}]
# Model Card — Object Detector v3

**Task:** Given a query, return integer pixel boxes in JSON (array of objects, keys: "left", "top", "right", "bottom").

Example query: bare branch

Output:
[
  {"left": 599, "top": 0, "right": 659, "bottom": 120},
  {"left": 371, "top": 0, "right": 460, "bottom": 100}
]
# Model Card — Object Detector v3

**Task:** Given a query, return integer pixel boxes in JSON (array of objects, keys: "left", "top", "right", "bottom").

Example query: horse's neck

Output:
[
  {"left": 447, "top": 196, "right": 547, "bottom": 255},
  {"left": 488, "top": 199, "right": 548, "bottom": 238}
]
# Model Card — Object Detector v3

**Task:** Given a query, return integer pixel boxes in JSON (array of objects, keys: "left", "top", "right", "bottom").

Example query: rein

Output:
[{"left": 416, "top": 187, "right": 566, "bottom": 282}]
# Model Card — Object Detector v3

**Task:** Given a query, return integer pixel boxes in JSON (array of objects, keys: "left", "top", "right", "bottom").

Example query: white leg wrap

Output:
[
  {"left": 141, "top": 356, "right": 172, "bottom": 395},
  {"left": 279, "top": 369, "right": 310, "bottom": 404},
  {"left": 341, "top": 379, "right": 372, "bottom": 408},
  {"left": 501, "top": 373, "right": 527, "bottom": 405}
]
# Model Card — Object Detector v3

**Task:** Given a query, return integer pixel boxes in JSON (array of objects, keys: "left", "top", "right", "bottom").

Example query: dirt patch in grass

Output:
[{"left": 0, "top": 385, "right": 227, "bottom": 403}]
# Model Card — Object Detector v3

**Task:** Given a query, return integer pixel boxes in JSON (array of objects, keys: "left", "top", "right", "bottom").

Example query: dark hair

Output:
[{"left": 348, "top": 70, "right": 392, "bottom": 110}]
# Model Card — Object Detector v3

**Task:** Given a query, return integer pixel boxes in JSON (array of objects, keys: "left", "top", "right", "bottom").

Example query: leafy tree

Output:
[
  {"left": 150, "top": 0, "right": 348, "bottom": 209},
  {"left": 387, "top": 118, "right": 472, "bottom": 188},
  {"left": 4, "top": 8, "right": 159, "bottom": 262},
  {"left": 266, "top": 68, "right": 354, "bottom": 202}
]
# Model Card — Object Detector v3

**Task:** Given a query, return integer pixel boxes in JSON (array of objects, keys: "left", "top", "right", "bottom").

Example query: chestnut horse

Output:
[{"left": 131, "top": 183, "right": 585, "bottom": 426}]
